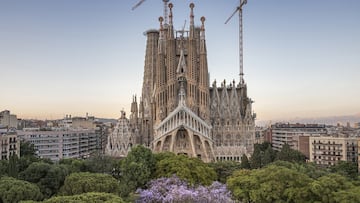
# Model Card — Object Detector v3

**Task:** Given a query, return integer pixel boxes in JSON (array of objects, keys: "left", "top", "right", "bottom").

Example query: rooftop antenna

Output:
[
  {"left": 132, "top": 0, "right": 170, "bottom": 25},
  {"left": 225, "top": 0, "right": 247, "bottom": 85}
]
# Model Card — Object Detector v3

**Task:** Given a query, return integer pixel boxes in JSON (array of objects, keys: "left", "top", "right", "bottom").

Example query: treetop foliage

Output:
[
  {"left": 0, "top": 176, "right": 43, "bottom": 203},
  {"left": 21, "top": 192, "right": 125, "bottom": 203},
  {"left": 227, "top": 161, "right": 360, "bottom": 203},
  {"left": 59, "top": 172, "right": 120, "bottom": 196},
  {"left": 155, "top": 153, "right": 217, "bottom": 186}
]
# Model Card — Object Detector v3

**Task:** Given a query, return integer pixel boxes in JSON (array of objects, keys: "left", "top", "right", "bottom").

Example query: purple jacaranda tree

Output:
[{"left": 136, "top": 175, "right": 234, "bottom": 203}]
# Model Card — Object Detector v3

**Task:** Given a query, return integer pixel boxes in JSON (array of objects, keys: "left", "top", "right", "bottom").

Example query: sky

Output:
[{"left": 0, "top": 0, "right": 359, "bottom": 122}]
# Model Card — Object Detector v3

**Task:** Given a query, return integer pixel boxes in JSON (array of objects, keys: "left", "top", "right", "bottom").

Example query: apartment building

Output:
[
  {"left": 310, "top": 136, "right": 358, "bottom": 166},
  {"left": 0, "top": 110, "right": 18, "bottom": 129},
  {"left": 18, "top": 128, "right": 97, "bottom": 161},
  {"left": 0, "top": 129, "right": 20, "bottom": 160},
  {"left": 271, "top": 123, "right": 327, "bottom": 157}
]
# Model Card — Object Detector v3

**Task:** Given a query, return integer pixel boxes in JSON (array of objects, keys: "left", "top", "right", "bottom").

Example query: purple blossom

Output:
[{"left": 136, "top": 175, "right": 234, "bottom": 203}]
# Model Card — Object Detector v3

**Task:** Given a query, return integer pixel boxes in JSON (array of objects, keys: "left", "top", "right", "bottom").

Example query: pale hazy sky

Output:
[{"left": 0, "top": 0, "right": 359, "bottom": 122}]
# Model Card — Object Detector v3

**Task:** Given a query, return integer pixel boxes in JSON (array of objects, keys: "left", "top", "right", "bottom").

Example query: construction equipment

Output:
[
  {"left": 132, "top": 0, "right": 170, "bottom": 25},
  {"left": 225, "top": 0, "right": 247, "bottom": 85}
]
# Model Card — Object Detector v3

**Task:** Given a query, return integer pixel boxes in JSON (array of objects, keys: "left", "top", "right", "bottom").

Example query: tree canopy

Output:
[
  {"left": 154, "top": 153, "right": 217, "bottom": 186},
  {"left": 228, "top": 164, "right": 313, "bottom": 202},
  {"left": 0, "top": 176, "right": 43, "bottom": 203},
  {"left": 330, "top": 160, "right": 358, "bottom": 179},
  {"left": 208, "top": 161, "right": 241, "bottom": 183},
  {"left": 22, "top": 192, "right": 125, "bottom": 203},
  {"left": 116, "top": 145, "right": 156, "bottom": 197},
  {"left": 59, "top": 172, "right": 120, "bottom": 196},
  {"left": 19, "top": 162, "right": 69, "bottom": 198}
]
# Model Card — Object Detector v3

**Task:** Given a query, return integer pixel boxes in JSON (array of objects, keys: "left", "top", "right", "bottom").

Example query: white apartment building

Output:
[
  {"left": 310, "top": 136, "right": 358, "bottom": 166},
  {"left": 271, "top": 123, "right": 327, "bottom": 152},
  {"left": 18, "top": 128, "right": 97, "bottom": 161}
]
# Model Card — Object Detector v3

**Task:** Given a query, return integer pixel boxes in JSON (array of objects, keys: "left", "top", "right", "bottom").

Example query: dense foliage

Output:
[
  {"left": 1, "top": 141, "right": 359, "bottom": 202},
  {"left": 250, "top": 142, "right": 306, "bottom": 169},
  {"left": 21, "top": 192, "right": 125, "bottom": 203},
  {"left": 115, "top": 145, "right": 156, "bottom": 197},
  {"left": 227, "top": 161, "right": 360, "bottom": 203},
  {"left": 154, "top": 153, "right": 217, "bottom": 186},
  {"left": 208, "top": 161, "right": 241, "bottom": 183},
  {"left": 59, "top": 172, "right": 120, "bottom": 196},
  {"left": 0, "top": 176, "right": 43, "bottom": 203},
  {"left": 19, "top": 162, "right": 69, "bottom": 198}
]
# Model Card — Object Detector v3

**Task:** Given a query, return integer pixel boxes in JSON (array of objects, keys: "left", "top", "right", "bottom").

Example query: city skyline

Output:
[{"left": 1, "top": 0, "right": 359, "bottom": 122}]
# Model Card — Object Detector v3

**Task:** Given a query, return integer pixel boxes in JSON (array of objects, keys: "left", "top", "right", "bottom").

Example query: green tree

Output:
[
  {"left": 83, "top": 153, "right": 117, "bottom": 174},
  {"left": 155, "top": 154, "right": 217, "bottom": 186},
  {"left": 59, "top": 172, "right": 120, "bottom": 196},
  {"left": 117, "top": 145, "right": 156, "bottom": 197},
  {"left": 8, "top": 154, "right": 19, "bottom": 178},
  {"left": 19, "top": 162, "right": 69, "bottom": 198},
  {"left": 0, "top": 176, "right": 43, "bottom": 203},
  {"left": 334, "top": 186, "right": 360, "bottom": 203},
  {"left": 40, "top": 164, "right": 69, "bottom": 197},
  {"left": 17, "top": 155, "right": 41, "bottom": 173},
  {"left": 20, "top": 141, "right": 37, "bottom": 157},
  {"left": 262, "top": 145, "right": 276, "bottom": 166},
  {"left": 22, "top": 192, "right": 125, "bottom": 203},
  {"left": 258, "top": 141, "right": 272, "bottom": 151},
  {"left": 240, "top": 154, "right": 251, "bottom": 169},
  {"left": 154, "top": 151, "right": 176, "bottom": 163},
  {"left": 250, "top": 144, "right": 262, "bottom": 169},
  {"left": 271, "top": 160, "right": 328, "bottom": 179},
  {"left": 227, "top": 164, "right": 314, "bottom": 202},
  {"left": 59, "top": 158, "right": 87, "bottom": 173},
  {"left": 276, "top": 143, "right": 306, "bottom": 163},
  {"left": 0, "top": 160, "right": 8, "bottom": 177},
  {"left": 330, "top": 160, "right": 358, "bottom": 180},
  {"left": 310, "top": 173, "right": 354, "bottom": 202},
  {"left": 226, "top": 169, "right": 255, "bottom": 202},
  {"left": 208, "top": 161, "right": 241, "bottom": 183}
]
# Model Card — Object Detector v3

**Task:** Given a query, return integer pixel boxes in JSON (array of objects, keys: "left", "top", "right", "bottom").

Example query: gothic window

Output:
[
  {"left": 216, "top": 134, "right": 221, "bottom": 146},
  {"left": 226, "top": 134, "right": 231, "bottom": 146}
]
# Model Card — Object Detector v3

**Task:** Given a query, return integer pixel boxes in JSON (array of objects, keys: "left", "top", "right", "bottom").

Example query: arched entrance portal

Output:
[{"left": 174, "top": 128, "right": 192, "bottom": 156}]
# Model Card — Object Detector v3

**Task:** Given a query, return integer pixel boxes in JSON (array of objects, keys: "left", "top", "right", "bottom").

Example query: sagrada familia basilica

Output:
[{"left": 106, "top": 2, "right": 256, "bottom": 162}]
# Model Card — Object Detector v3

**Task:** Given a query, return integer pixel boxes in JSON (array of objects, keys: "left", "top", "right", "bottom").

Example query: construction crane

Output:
[
  {"left": 132, "top": 0, "right": 170, "bottom": 25},
  {"left": 225, "top": 0, "right": 247, "bottom": 85}
]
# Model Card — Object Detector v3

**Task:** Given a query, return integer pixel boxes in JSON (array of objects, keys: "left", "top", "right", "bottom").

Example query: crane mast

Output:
[
  {"left": 225, "top": 0, "right": 247, "bottom": 85},
  {"left": 132, "top": 0, "right": 170, "bottom": 25}
]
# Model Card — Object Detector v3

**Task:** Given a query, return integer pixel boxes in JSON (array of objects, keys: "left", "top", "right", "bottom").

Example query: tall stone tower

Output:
[{"left": 124, "top": 2, "right": 256, "bottom": 162}]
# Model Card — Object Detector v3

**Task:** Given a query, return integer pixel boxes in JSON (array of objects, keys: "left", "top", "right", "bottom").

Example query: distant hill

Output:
[{"left": 256, "top": 114, "right": 360, "bottom": 127}]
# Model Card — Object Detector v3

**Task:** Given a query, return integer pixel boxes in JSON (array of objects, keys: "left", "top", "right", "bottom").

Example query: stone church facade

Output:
[{"left": 106, "top": 3, "right": 256, "bottom": 162}]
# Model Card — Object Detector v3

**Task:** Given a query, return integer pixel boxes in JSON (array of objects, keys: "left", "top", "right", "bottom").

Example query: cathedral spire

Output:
[
  {"left": 168, "top": 3, "right": 173, "bottom": 25},
  {"left": 158, "top": 16, "right": 164, "bottom": 53},
  {"left": 168, "top": 3, "right": 174, "bottom": 39},
  {"left": 200, "top": 16, "right": 206, "bottom": 53},
  {"left": 177, "top": 31, "right": 187, "bottom": 107},
  {"left": 159, "top": 16, "right": 164, "bottom": 38},
  {"left": 200, "top": 16, "right": 205, "bottom": 39},
  {"left": 189, "top": 3, "right": 195, "bottom": 38},
  {"left": 176, "top": 42, "right": 187, "bottom": 75},
  {"left": 189, "top": 3, "right": 194, "bottom": 26}
]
